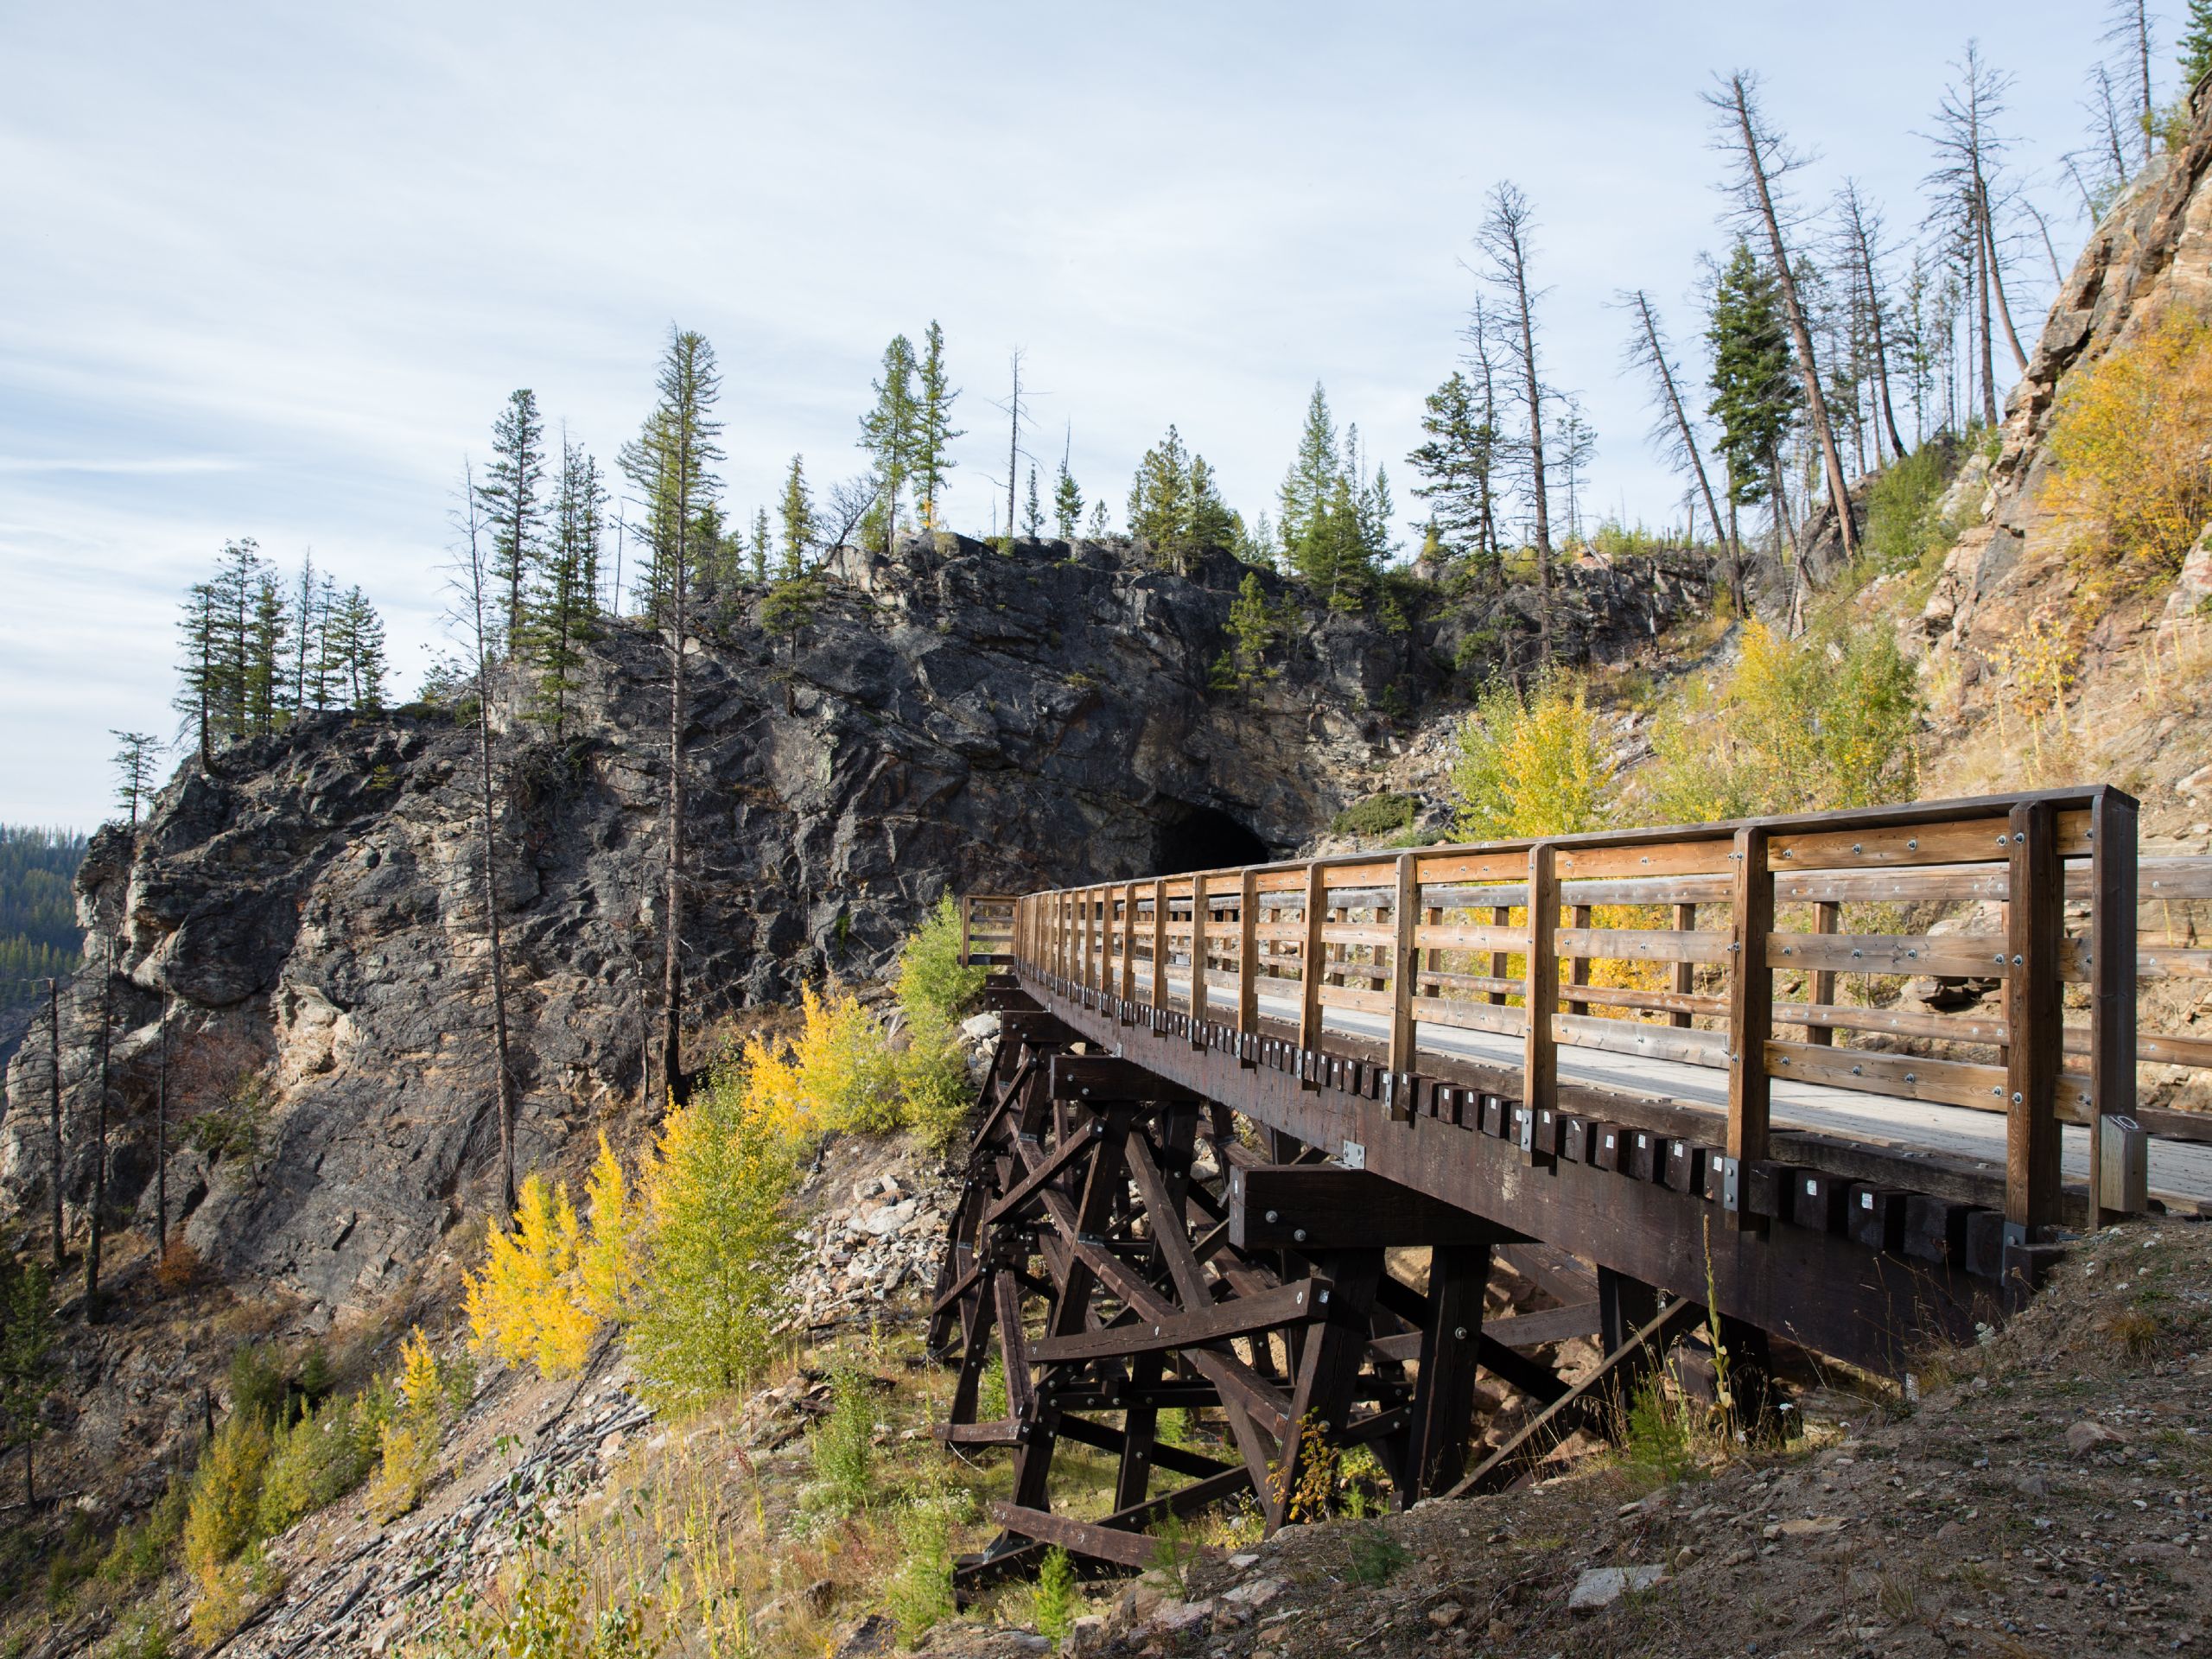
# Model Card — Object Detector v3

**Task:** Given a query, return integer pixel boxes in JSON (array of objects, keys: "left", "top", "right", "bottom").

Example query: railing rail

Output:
[{"left": 963, "top": 787, "right": 2196, "bottom": 1234}]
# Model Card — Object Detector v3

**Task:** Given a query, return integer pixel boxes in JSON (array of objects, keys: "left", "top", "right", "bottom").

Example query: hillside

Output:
[{"left": 0, "top": 829, "right": 86, "bottom": 1067}]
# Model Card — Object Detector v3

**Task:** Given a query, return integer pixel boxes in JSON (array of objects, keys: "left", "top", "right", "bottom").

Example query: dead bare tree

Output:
[
  {"left": 1476, "top": 182, "right": 1554, "bottom": 662},
  {"left": 86, "top": 937, "right": 112, "bottom": 1313},
  {"left": 154, "top": 990, "right": 168, "bottom": 1254},
  {"left": 1707, "top": 72, "right": 1858, "bottom": 561},
  {"left": 46, "top": 979, "right": 61, "bottom": 1270},
  {"left": 822, "top": 474, "right": 880, "bottom": 555},
  {"left": 450, "top": 462, "right": 521, "bottom": 1218},
  {"left": 2106, "top": 0, "right": 2155, "bottom": 167},
  {"left": 1927, "top": 42, "right": 2030, "bottom": 434},
  {"left": 1834, "top": 181, "right": 1909, "bottom": 460},
  {"left": 1620, "top": 288, "right": 1733, "bottom": 604}
]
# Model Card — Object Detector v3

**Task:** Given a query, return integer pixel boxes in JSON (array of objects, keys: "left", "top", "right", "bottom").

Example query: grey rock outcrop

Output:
[{"left": 2, "top": 534, "right": 1704, "bottom": 1326}]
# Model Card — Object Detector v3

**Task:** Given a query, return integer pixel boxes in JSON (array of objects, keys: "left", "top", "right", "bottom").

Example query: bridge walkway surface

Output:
[{"left": 927, "top": 786, "right": 2212, "bottom": 1588}]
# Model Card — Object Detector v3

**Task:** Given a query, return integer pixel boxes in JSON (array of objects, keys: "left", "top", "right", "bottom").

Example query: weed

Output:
[
  {"left": 99, "top": 1610, "right": 171, "bottom": 1659},
  {"left": 2105, "top": 1308, "right": 2161, "bottom": 1357},
  {"left": 1344, "top": 1524, "right": 1408, "bottom": 1586},
  {"left": 1029, "top": 1545, "right": 1079, "bottom": 1640},
  {"left": 807, "top": 1369, "right": 877, "bottom": 1515},
  {"left": 885, "top": 1497, "right": 957, "bottom": 1638},
  {"left": 1331, "top": 793, "right": 1418, "bottom": 840},
  {"left": 97, "top": 1472, "right": 188, "bottom": 1589},
  {"left": 1146, "top": 1510, "right": 1202, "bottom": 1598},
  {"left": 1617, "top": 1371, "right": 1698, "bottom": 1491}
]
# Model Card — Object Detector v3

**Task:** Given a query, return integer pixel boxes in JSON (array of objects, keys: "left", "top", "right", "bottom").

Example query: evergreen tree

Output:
[
  {"left": 1128, "top": 427, "right": 1195, "bottom": 569},
  {"left": 336, "top": 588, "right": 388, "bottom": 710},
  {"left": 526, "top": 440, "right": 604, "bottom": 737},
  {"left": 778, "top": 455, "right": 816, "bottom": 579},
  {"left": 1052, "top": 442, "right": 1084, "bottom": 540},
  {"left": 913, "top": 321, "right": 962, "bottom": 530},
  {"left": 1407, "top": 371, "right": 1500, "bottom": 569},
  {"left": 174, "top": 579, "right": 223, "bottom": 768},
  {"left": 302, "top": 571, "right": 340, "bottom": 714},
  {"left": 748, "top": 509, "right": 771, "bottom": 583},
  {"left": 1707, "top": 242, "right": 1800, "bottom": 539},
  {"left": 858, "top": 335, "right": 918, "bottom": 552},
  {"left": 244, "top": 567, "right": 289, "bottom": 737},
  {"left": 1022, "top": 466, "right": 1044, "bottom": 541},
  {"left": 109, "top": 732, "right": 162, "bottom": 827},
  {"left": 1277, "top": 384, "right": 1340, "bottom": 557},
  {"left": 1087, "top": 498, "right": 1111, "bottom": 538},
  {"left": 477, "top": 390, "right": 548, "bottom": 648},
  {"left": 1211, "top": 571, "right": 1290, "bottom": 691},
  {"left": 618, "top": 328, "right": 724, "bottom": 1109},
  {"left": 290, "top": 553, "right": 322, "bottom": 715},
  {"left": 2185, "top": 0, "right": 2212, "bottom": 87}
]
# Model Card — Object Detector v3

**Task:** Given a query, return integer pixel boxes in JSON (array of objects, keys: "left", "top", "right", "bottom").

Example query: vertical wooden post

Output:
[
  {"left": 1725, "top": 824, "right": 1773, "bottom": 1228},
  {"left": 1151, "top": 877, "right": 1168, "bottom": 1007},
  {"left": 1489, "top": 904, "right": 1511, "bottom": 1006},
  {"left": 1670, "top": 901, "right": 1696, "bottom": 1028},
  {"left": 1566, "top": 902, "right": 1592, "bottom": 1016},
  {"left": 1237, "top": 868, "right": 1260, "bottom": 1043},
  {"left": 1406, "top": 1239, "right": 1494, "bottom": 1500},
  {"left": 2088, "top": 788, "right": 2139, "bottom": 1225},
  {"left": 2005, "top": 801, "right": 2063, "bottom": 1239},
  {"left": 1299, "top": 862, "right": 1325, "bottom": 1084},
  {"left": 1522, "top": 844, "right": 1559, "bottom": 1117},
  {"left": 1121, "top": 881, "right": 1140, "bottom": 1006},
  {"left": 1189, "top": 871, "right": 1210, "bottom": 1038},
  {"left": 1390, "top": 853, "right": 1418, "bottom": 1074},
  {"left": 959, "top": 896, "right": 973, "bottom": 967},
  {"left": 1806, "top": 899, "right": 1839, "bottom": 1046},
  {"left": 1081, "top": 887, "right": 1096, "bottom": 990}
]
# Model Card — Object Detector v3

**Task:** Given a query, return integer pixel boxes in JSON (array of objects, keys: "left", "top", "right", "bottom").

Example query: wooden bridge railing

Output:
[{"left": 964, "top": 786, "right": 2204, "bottom": 1237}]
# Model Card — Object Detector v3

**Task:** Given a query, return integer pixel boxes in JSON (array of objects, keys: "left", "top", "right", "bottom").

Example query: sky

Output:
[{"left": 0, "top": 1, "right": 2157, "bottom": 828}]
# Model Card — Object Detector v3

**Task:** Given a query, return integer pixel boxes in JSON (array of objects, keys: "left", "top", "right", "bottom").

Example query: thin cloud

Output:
[{"left": 0, "top": 456, "right": 245, "bottom": 475}]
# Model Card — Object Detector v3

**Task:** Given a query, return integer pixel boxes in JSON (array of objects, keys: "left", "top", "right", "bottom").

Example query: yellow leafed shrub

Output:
[
  {"left": 2044, "top": 307, "right": 2212, "bottom": 586},
  {"left": 1448, "top": 673, "right": 1614, "bottom": 841},
  {"left": 368, "top": 1328, "right": 449, "bottom": 1520},
  {"left": 465, "top": 1138, "right": 639, "bottom": 1381}
]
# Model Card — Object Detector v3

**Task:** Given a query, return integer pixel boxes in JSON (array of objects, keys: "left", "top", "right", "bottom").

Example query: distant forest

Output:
[{"left": 0, "top": 828, "right": 86, "bottom": 1012}]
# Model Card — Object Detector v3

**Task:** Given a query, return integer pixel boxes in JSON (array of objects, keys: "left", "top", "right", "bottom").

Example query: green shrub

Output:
[
  {"left": 885, "top": 1498, "right": 957, "bottom": 1638},
  {"left": 97, "top": 1473, "right": 188, "bottom": 1589},
  {"left": 1449, "top": 674, "right": 1613, "bottom": 839},
  {"left": 257, "top": 1398, "right": 374, "bottom": 1535},
  {"left": 1618, "top": 1372, "right": 1697, "bottom": 1490},
  {"left": 808, "top": 1369, "right": 877, "bottom": 1515},
  {"left": 896, "top": 896, "right": 986, "bottom": 1029},
  {"left": 1030, "top": 1546, "right": 1079, "bottom": 1640},
  {"left": 226, "top": 1343, "right": 289, "bottom": 1426},
  {"left": 1329, "top": 792, "right": 1417, "bottom": 839},
  {"left": 101, "top": 1609, "right": 172, "bottom": 1659},
  {"left": 1861, "top": 441, "right": 1958, "bottom": 577},
  {"left": 1344, "top": 1523, "right": 1408, "bottom": 1586}
]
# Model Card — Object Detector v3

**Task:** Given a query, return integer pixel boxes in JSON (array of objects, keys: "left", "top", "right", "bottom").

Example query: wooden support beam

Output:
[
  {"left": 1265, "top": 1248, "right": 1383, "bottom": 1531},
  {"left": 1725, "top": 823, "right": 1774, "bottom": 1229},
  {"left": 2005, "top": 800, "right": 2063, "bottom": 1237},
  {"left": 1048, "top": 1053, "right": 1199, "bottom": 1103},
  {"left": 1190, "top": 870, "right": 1210, "bottom": 1039},
  {"left": 1406, "top": 1241, "right": 1493, "bottom": 1500},
  {"left": 1229, "top": 1164, "right": 1504, "bottom": 1251},
  {"left": 974, "top": 1470, "right": 1247, "bottom": 1580},
  {"left": 1028, "top": 1278, "right": 1327, "bottom": 1364},
  {"left": 1446, "top": 1295, "right": 1707, "bottom": 1499},
  {"left": 1239, "top": 868, "right": 1261, "bottom": 1049}
]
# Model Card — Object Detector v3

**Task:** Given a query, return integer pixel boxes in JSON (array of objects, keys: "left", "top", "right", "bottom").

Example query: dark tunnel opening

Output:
[{"left": 1151, "top": 802, "right": 1272, "bottom": 875}]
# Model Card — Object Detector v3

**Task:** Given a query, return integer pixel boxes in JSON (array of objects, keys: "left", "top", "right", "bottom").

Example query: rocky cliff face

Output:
[
  {"left": 1922, "top": 78, "right": 2212, "bottom": 668},
  {"left": 2, "top": 533, "right": 1706, "bottom": 1330}
]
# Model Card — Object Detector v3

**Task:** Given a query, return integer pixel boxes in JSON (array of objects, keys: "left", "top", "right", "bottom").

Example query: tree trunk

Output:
[
  {"left": 1980, "top": 182, "right": 2029, "bottom": 374},
  {"left": 47, "top": 981, "right": 62, "bottom": 1271},
  {"left": 1630, "top": 290, "right": 1727, "bottom": 587},
  {"left": 1975, "top": 205, "right": 1999, "bottom": 427},
  {"left": 1725, "top": 76, "right": 1857, "bottom": 561},
  {"left": 662, "top": 540, "right": 690, "bottom": 1112},
  {"left": 86, "top": 942, "right": 111, "bottom": 1314},
  {"left": 477, "top": 679, "right": 520, "bottom": 1218},
  {"left": 155, "top": 992, "right": 168, "bottom": 1253},
  {"left": 1857, "top": 245, "right": 1909, "bottom": 459}
]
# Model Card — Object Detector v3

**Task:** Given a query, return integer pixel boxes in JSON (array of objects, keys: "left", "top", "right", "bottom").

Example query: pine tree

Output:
[
  {"left": 290, "top": 553, "right": 321, "bottom": 715},
  {"left": 748, "top": 509, "right": 771, "bottom": 584},
  {"left": 619, "top": 328, "right": 723, "bottom": 1109},
  {"left": 303, "top": 571, "right": 340, "bottom": 713},
  {"left": 174, "top": 580, "right": 222, "bottom": 769},
  {"left": 244, "top": 568, "right": 290, "bottom": 737},
  {"left": 1211, "top": 571, "right": 1288, "bottom": 691},
  {"left": 477, "top": 390, "right": 548, "bottom": 648},
  {"left": 1407, "top": 371, "right": 1498, "bottom": 568},
  {"left": 1052, "top": 432, "right": 1083, "bottom": 539},
  {"left": 778, "top": 455, "right": 816, "bottom": 579},
  {"left": 2184, "top": 0, "right": 2212, "bottom": 87},
  {"left": 1087, "top": 499, "right": 1111, "bottom": 537},
  {"left": 1707, "top": 242, "right": 1801, "bottom": 560},
  {"left": 1022, "top": 466, "right": 1044, "bottom": 541},
  {"left": 526, "top": 439, "right": 605, "bottom": 737},
  {"left": 1128, "top": 427, "right": 1195, "bottom": 569},
  {"left": 110, "top": 733, "right": 162, "bottom": 827},
  {"left": 858, "top": 336, "right": 918, "bottom": 552},
  {"left": 1278, "top": 385, "right": 1340, "bottom": 557},
  {"left": 914, "top": 321, "right": 962, "bottom": 530},
  {"left": 338, "top": 588, "right": 387, "bottom": 710}
]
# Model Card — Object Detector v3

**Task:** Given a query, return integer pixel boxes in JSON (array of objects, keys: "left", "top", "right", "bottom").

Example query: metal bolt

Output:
[
  {"left": 1294, "top": 1228, "right": 1307, "bottom": 1243},
  {"left": 2012, "top": 954, "right": 2024, "bottom": 967},
  {"left": 1266, "top": 1210, "right": 1278, "bottom": 1223},
  {"left": 1452, "top": 1325, "right": 1469, "bottom": 1340},
  {"left": 2012, "top": 1091, "right": 2024, "bottom": 1104}
]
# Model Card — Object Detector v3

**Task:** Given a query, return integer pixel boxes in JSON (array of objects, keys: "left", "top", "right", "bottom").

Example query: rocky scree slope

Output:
[{"left": 0, "top": 534, "right": 1702, "bottom": 1496}]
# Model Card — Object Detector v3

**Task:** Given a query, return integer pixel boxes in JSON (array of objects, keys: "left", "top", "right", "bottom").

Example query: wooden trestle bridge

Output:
[{"left": 925, "top": 785, "right": 2212, "bottom": 1588}]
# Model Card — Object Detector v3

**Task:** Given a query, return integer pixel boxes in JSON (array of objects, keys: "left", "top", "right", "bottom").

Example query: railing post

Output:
[
  {"left": 1390, "top": 852, "right": 1418, "bottom": 1074},
  {"left": 1299, "top": 862, "right": 1325, "bottom": 1086},
  {"left": 959, "top": 896, "right": 973, "bottom": 967},
  {"left": 1489, "top": 903, "right": 1511, "bottom": 1006},
  {"left": 1121, "top": 880, "right": 1140, "bottom": 1007},
  {"left": 1669, "top": 901, "right": 1696, "bottom": 1028},
  {"left": 1566, "top": 902, "right": 1591, "bottom": 1016},
  {"left": 1522, "top": 844, "right": 1558, "bottom": 1118},
  {"left": 1725, "top": 824, "right": 1773, "bottom": 1230},
  {"left": 1080, "top": 887, "right": 1095, "bottom": 992},
  {"left": 2089, "top": 788, "right": 2139, "bottom": 1224},
  {"left": 1805, "top": 900, "right": 1839, "bottom": 1046},
  {"left": 1189, "top": 871, "right": 1210, "bottom": 1042},
  {"left": 1237, "top": 868, "right": 1259, "bottom": 1050},
  {"left": 1151, "top": 877, "right": 1168, "bottom": 1008},
  {"left": 2005, "top": 801, "right": 2063, "bottom": 1241}
]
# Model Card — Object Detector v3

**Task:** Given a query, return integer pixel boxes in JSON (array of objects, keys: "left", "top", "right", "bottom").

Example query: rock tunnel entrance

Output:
[{"left": 1151, "top": 801, "right": 1271, "bottom": 875}]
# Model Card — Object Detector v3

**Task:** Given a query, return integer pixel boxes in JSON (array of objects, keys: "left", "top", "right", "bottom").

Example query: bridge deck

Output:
[{"left": 1138, "top": 964, "right": 2212, "bottom": 1206}]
